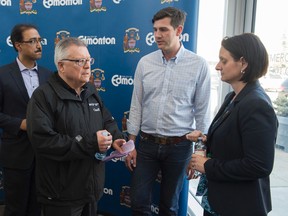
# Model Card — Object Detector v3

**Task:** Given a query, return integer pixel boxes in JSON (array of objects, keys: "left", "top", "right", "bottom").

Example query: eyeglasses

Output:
[
  {"left": 21, "top": 38, "right": 44, "bottom": 45},
  {"left": 60, "top": 58, "right": 95, "bottom": 67}
]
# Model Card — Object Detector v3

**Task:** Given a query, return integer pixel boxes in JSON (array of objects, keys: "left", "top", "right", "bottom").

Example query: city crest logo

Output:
[
  {"left": 90, "top": 0, "right": 106, "bottom": 12},
  {"left": 123, "top": 28, "right": 140, "bottom": 53},
  {"left": 120, "top": 186, "right": 131, "bottom": 208},
  {"left": 54, "top": 30, "right": 70, "bottom": 45},
  {"left": 90, "top": 68, "right": 106, "bottom": 92},
  {"left": 20, "top": 0, "right": 37, "bottom": 15}
]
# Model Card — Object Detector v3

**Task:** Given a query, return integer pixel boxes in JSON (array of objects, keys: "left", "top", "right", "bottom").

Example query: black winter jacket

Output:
[{"left": 27, "top": 72, "right": 124, "bottom": 206}]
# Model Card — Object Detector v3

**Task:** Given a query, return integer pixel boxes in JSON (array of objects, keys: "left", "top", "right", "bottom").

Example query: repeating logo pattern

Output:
[
  {"left": 90, "top": 0, "right": 106, "bottom": 12},
  {"left": 1, "top": 2, "right": 196, "bottom": 215},
  {"left": 20, "top": 0, "right": 37, "bottom": 14},
  {"left": 123, "top": 28, "right": 140, "bottom": 53},
  {"left": 54, "top": 30, "right": 70, "bottom": 45},
  {"left": 43, "top": 0, "right": 83, "bottom": 8},
  {"left": 90, "top": 68, "right": 106, "bottom": 92}
]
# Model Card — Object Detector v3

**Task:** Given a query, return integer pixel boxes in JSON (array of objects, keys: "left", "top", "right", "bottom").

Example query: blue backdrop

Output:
[{"left": 0, "top": 0, "right": 199, "bottom": 215}]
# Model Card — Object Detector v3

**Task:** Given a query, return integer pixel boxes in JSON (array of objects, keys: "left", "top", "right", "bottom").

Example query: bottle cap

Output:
[{"left": 197, "top": 137, "right": 203, "bottom": 141}]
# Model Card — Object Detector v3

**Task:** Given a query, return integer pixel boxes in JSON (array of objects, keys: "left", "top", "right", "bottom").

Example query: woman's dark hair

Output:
[
  {"left": 221, "top": 33, "right": 269, "bottom": 83},
  {"left": 10, "top": 23, "right": 38, "bottom": 52},
  {"left": 152, "top": 7, "right": 186, "bottom": 29}
]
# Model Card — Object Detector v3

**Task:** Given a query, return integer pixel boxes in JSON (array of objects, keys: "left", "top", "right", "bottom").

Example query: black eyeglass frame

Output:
[
  {"left": 60, "top": 58, "right": 95, "bottom": 67},
  {"left": 20, "top": 38, "right": 44, "bottom": 45}
]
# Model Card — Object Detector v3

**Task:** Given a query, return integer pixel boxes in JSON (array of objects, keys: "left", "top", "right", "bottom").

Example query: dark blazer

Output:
[
  {"left": 0, "top": 61, "right": 52, "bottom": 169},
  {"left": 204, "top": 81, "right": 278, "bottom": 216}
]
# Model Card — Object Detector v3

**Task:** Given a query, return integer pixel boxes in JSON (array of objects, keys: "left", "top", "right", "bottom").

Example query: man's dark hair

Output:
[
  {"left": 152, "top": 7, "right": 187, "bottom": 29},
  {"left": 10, "top": 23, "right": 38, "bottom": 52}
]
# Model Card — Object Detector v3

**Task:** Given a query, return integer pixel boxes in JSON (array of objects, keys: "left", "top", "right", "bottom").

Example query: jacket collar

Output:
[
  {"left": 209, "top": 80, "right": 261, "bottom": 135},
  {"left": 48, "top": 72, "right": 97, "bottom": 101}
]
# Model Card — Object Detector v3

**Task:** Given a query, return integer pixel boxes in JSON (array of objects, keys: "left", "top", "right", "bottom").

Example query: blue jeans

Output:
[{"left": 130, "top": 138, "right": 192, "bottom": 216}]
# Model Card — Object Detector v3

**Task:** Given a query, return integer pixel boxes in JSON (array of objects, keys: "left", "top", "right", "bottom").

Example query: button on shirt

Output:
[
  {"left": 127, "top": 45, "right": 211, "bottom": 137},
  {"left": 17, "top": 58, "right": 39, "bottom": 98}
]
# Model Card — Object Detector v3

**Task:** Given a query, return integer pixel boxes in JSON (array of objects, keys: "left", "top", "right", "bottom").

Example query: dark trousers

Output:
[
  {"left": 3, "top": 162, "right": 40, "bottom": 216},
  {"left": 42, "top": 202, "right": 97, "bottom": 216},
  {"left": 203, "top": 210, "right": 214, "bottom": 216},
  {"left": 130, "top": 139, "right": 192, "bottom": 216}
]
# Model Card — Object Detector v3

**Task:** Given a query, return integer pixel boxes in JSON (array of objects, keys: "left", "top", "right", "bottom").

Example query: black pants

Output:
[
  {"left": 3, "top": 162, "right": 40, "bottom": 216},
  {"left": 42, "top": 202, "right": 97, "bottom": 216},
  {"left": 203, "top": 210, "right": 214, "bottom": 216}
]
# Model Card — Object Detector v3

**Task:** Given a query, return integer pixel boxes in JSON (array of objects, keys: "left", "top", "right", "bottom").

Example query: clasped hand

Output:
[
  {"left": 186, "top": 130, "right": 209, "bottom": 180},
  {"left": 96, "top": 130, "right": 126, "bottom": 153}
]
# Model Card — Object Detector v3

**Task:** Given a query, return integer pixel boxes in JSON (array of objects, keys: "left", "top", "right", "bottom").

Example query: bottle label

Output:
[
  {"left": 194, "top": 150, "right": 206, "bottom": 157},
  {"left": 95, "top": 152, "right": 106, "bottom": 160}
]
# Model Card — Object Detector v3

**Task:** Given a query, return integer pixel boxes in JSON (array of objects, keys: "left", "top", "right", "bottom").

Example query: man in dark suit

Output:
[{"left": 0, "top": 24, "right": 52, "bottom": 216}]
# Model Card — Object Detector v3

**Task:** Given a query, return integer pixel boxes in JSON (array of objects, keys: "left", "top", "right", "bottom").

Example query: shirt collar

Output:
[
  {"left": 16, "top": 57, "right": 38, "bottom": 72},
  {"left": 161, "top": 43, "right": 184, "bottom": 64}
]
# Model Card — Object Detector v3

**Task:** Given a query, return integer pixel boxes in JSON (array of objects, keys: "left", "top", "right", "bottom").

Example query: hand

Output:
[
  {"left": 186, "top": 159, "right": 198, "bottom": 180},
  {"left": 190, "top": 154, "right": 210, "bottom": 174},
  {"left": 112, "top": 139, "right": 127, "bottom": 153},
  {"left": 186, "top": 130, "right": 207, "bottom": 142},
  {"left": 96, "top": 130, "right": 112, "bottom": 152},
  {"left": 20, "top": 119, "right": 27, "bottom": 131},
  {"left": 125, "top": 149, "right": 137, "bottom": 171}
]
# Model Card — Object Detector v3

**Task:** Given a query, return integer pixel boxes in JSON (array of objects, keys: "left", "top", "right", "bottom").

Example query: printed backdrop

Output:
[{"left": 0, "top": 0, "right": 199, "bottom": 215}]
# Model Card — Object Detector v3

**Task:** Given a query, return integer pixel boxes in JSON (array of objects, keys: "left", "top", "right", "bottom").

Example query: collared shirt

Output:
[
  {"left": 127, "top": 45, "right": 211, "bottom": 137},
  {"left": 17, "top": 58, "right": 39, "bottom": 98}
]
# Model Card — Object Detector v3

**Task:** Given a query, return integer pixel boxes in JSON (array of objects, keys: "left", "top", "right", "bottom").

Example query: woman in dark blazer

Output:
[{"left": 186, "top": 33, "right": 278, "bottom": 216}]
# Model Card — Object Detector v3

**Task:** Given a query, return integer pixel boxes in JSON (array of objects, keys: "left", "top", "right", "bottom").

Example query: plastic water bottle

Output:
[
  {"left": 95, "top": 131, "right": 109, "bottom": 160},
  {"left": 193, "top": 137, "right": 206, "bottom": 177}
]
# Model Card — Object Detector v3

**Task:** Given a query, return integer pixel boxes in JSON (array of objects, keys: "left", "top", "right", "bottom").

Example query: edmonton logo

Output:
[
  {"left": 151, "top": 204, "right": 159, "bottom": 214},
  {"left": 111, "top": 75, "right": 133, "bottom": 87},
  {"left": 78, "top": 36, "right": 115, "bottom": 45},
  {"left": 161, "top": 0, "right": 178, "bottom": 4},
  {"left": 0, "top": 0, "right": 12, "bottom": 6},
  {"left": 43, "top": 0, "right": 82, "bottom": 8},
  {"left": 103, "top": 187, "right": 113, "bottom": 195}
]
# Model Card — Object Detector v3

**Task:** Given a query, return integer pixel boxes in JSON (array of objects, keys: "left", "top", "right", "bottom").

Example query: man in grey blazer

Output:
[{"left": 0, "top": 24, "right": 52, "bottom": 216}]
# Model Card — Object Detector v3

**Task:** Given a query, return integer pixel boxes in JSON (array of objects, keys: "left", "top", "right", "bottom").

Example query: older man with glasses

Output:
[
  {"left": 0, "top": 23, "right": 52, "bottom": 216},
  {"left": 26, "top": 37, "right": 126, "bottom": 216}
]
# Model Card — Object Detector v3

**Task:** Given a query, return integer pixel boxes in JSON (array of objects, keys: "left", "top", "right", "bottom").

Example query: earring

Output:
[{"left": 241, "top": 70, "right": 245, "bottom": 74}]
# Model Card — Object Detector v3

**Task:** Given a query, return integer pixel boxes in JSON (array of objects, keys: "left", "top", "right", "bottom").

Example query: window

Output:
[
  {"left": 188, "top": 1, "right": 288, "bottom": 216},
  {"left": 255, "top": 1, "right": 288, "bottom": 216},
  {"left": 188, "top": 1, "right": 225, "bottom": 215}
]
